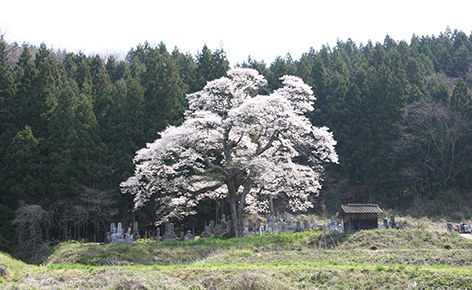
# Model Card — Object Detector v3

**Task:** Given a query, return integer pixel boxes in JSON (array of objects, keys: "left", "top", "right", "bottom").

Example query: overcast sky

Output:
[{"left": 1, "top": 0, "right": 472, "bottom": 65}]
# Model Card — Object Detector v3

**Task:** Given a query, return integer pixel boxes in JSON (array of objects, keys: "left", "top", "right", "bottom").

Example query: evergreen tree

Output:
[
  {"left": 0, "top": 36, "right": 16, "bottom": 138},
  {"left": 46, "top": 80, "right": 108, "bottom": 200},
  {"left": 106, "top": 78, "right": 145, "bottom": 187},
  {"left": 142, "top": 47, "right": 186, "bottom": 142},
  {"left": 105, "top": 55, "right": 117, "bottom": 82},
  {"left": 90, "top": 55, "right": 113, "bottom": 129},
  {"left": 435, "top": 36, "right": 454, "bottom": 75},
  {"left": 172, "top": 48, "right": 198, "bottom": 93},
  {"left": 0, "top": 126, "right": 45, "bottom": 207},
  {"left": 453, "top": 45, "right": 471, "bottom": 77},
  {"left": 13, "top": 47, "right": 39, "bottom": 131},
  {"left": 451, "top": 78, "right": 472, "bottom": 118},
  {"left": 195, "top": 44, "right": 229, "bottom": 91},
  {"left": 195, "top": 44, "right": 213, "bottom": 90},
  {"left": 267, "top": 54, "right": 297, "bottom": 90},
  {"left": 106, "top": 56, "right": 131, "bottom": 83},
  {"left": 296, "top": 51, "right": 315, "bottom": 87},
  {"left": 404, "top": 48, "right": 426, "bottom": 102}
]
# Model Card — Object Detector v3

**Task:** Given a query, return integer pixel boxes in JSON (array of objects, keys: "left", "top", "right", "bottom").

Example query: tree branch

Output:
[{"left": 255, "top": 130, "right": 279, "bottom": 156}]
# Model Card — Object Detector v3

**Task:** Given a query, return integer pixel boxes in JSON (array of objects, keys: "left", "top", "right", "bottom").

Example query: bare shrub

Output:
[
  {"left": 395, "top": 99, "right": 471, "bottom": 190},
  {"left": 12, "top": 202, "right": 50, "bottom": 263}
]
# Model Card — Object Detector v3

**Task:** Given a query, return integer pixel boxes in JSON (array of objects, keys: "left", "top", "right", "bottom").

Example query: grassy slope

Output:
[{"left": 2, "top": 228, "right": 472, "bottom": 289}]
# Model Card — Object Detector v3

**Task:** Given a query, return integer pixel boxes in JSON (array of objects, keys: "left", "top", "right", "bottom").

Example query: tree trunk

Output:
[
  {"left": 227, "top": 179, "right": 243, "bottom": 238},
  {"left": 228, "top": 189, "right": 240, "bottom": 238}
]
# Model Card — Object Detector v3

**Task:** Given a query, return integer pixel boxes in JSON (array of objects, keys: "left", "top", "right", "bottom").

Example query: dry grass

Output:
[{"left": 3, "top": 216, "right": 472, "bottom": 289}]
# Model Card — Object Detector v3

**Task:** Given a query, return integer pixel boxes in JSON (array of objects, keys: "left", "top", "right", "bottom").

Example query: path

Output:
[{"left": 460, "top": 233, "right": 472, "bottom": 240}]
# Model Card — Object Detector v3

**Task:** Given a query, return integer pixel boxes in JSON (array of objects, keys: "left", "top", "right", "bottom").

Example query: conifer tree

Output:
[
  {"left": 195, "top": 45, "right": 229, "bottom": 91},
  {"left": 1, "top": 126, "right": 45, "bottom": 207},
  {"left": 172, "top": 48, "right": 198, "bottom": 93},
  {"left": 0, "top": 36, "right": 15, "bottom": 137},
  {"left": 142, "top": 46, "right": 186, "bottom": 142},
  {"left": 14, "top": 47, "right": 39, "bottom": 131},
  {"left": 106, "top": 78, "right": 146, "bottom": 187}
]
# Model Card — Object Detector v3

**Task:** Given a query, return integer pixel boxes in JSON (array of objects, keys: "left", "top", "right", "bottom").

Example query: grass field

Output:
[{"left": 2, "top": 227, "right": 472, "bottom": 289}]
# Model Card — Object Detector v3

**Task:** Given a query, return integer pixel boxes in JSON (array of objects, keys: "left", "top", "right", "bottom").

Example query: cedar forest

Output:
[{"left": 1, "top": 28, "right": 472, "bottom": 259}]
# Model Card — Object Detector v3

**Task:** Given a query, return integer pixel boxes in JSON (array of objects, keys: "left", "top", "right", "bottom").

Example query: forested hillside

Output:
[{"left": 1, "top": 28, "right": 472, "bottom": 260}]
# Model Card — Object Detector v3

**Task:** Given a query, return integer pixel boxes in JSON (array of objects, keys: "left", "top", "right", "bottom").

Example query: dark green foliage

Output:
[
  {"left": 1, "top": 29, "right": 472, "bottom": 258},
  {"left": 267, "top": 54, "right": 297, "bottom": 90},
  {"left": 0, "top": 37, "right": 15, "bottom": 133},
  {"left": 141, "top": 46, "right": 186, "bottom": 141},
  {"left": 0, "top": 40, "right": 209, "bottom": 255},
  {"left": 1, "top": 126, "right": 45, "bottom": 206},
  {"left": 194, "top": 44, "right": 230, "bottom": 91},
  {"left": 106, "top": 78, "right": 146, "bottom": 186}
]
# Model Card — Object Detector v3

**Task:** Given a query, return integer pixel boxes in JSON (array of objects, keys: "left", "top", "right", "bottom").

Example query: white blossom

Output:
[{"left": 121, "top": 68, "right": 338, "bottom": 233}]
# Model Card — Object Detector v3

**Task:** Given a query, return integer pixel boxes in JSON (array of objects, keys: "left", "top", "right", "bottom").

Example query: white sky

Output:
[{"left": 1, "top": 0, "right": 472, "bottom": 65}]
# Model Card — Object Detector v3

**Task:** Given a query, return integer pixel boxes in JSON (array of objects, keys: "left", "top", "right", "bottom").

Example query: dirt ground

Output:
[{"left": 460, "top": 233, "right": 472, "bottom": 240}]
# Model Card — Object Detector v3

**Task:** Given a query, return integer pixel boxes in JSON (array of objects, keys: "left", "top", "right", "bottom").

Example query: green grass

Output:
[
  {"left": 3, "top": 260, "right": 472, "bottom": 289},
  {"left": 44, "top": 228, "right": 472, "bottom": 266},
  {"left": 2, "top": 228, "right": 472, "bottom": 289}
]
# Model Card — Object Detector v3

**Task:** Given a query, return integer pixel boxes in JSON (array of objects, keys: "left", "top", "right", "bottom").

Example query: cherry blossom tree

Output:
[{"left": 121, "top": 68, "right": 338, "bottom": 237}]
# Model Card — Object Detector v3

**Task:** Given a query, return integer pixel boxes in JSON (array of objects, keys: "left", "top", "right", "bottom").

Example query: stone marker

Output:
[
  {"left": 107, "top": 222, "right": 133, "bottom": 243},
  {"left": 161, "top": 222, "right": 176, "bottom": 242},
  {"left": 184, "top": 230, "right": 195, "bottom": 242},
  {"left": 201, "top": 223, "right": 212, "bottom": 237}
]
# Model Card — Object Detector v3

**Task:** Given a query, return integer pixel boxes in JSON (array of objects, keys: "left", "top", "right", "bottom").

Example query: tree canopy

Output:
[
  {"left": 1, "top": 28, "right": 472, "bottom": 256},
  {"left": 122, "top": 68, "right": 338, "bottom": 237}
]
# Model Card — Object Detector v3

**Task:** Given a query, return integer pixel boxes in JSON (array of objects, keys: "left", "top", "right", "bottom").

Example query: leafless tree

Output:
[
  {"left": 59, "top": 185, "right": 116, "bottom": 242},
  {"left": 12, "top": 202, "right": 50, "bottom": 263},
  {"left": 425, "top": 73, "right": 457, "bottom": 91},
  {"left": 395, "top": 98, "right": 471, "bottom": 189}
]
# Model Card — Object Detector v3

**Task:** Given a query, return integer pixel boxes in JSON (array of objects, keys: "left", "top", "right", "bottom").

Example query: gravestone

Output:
[
  {"left": 221, "top": 216, "right": 227, "bottom": 233},
  {"left": 107, "top": 222, "right": 133, "bottom": 243},
  {"left": 201, "top": 223, "right": 212, "bottom": 237},
  {"left": 267, "top": 217, "right": 273, "bottom": 233},
  {"left": 273, "top": 222, "right": 280, "bottom": 234},
  {"left": 133, "top": 221, "right": 140, "bottom": 239},
  {"left": 214, "top": 223, "right": 222, "bottom": 234},
  {"left": 117, "top": 223, "right": 123, "bottom": 238},
  {"left": 304, "top": 220, "right": 309, "bottom": 231},
  {"left": 447, "top": 223, "right": 453, "bottom": 232},
  {"left": 243, "top": 218, "right": 249, "bottom": 235},
  {"left": 256, "top": 219, "right": 262, "bottom": 231},
  {"left": 286, "top": 213, "right": 293, "bottom": 224},
  {"left": 391, "top": 216, "right": 396, "bottom": 229},
  {"left": 161, "top": 222, "right": 176, "bottom": 242},
  {"left": 184, "top": 230, "right": 195, "bottom": 242}
]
